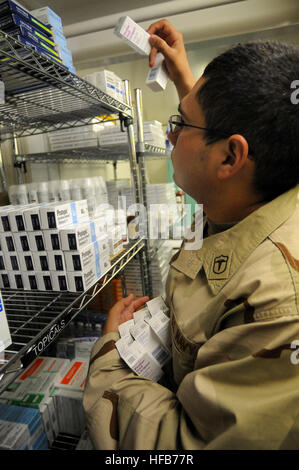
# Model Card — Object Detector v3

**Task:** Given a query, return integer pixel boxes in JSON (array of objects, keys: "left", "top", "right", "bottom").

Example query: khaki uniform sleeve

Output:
[{"left": 83, "top": 315, "right": 299, "bottom": 450}]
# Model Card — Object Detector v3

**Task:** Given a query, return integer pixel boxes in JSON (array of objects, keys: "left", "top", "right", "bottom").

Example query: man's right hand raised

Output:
[{"left": 147, "top": 19, "right": 196, "bottom": 99}]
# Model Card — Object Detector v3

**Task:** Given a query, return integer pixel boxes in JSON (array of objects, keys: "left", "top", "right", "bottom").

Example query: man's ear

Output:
[{"left": 217, "top": 134, "right": 249, "bottom": 180}]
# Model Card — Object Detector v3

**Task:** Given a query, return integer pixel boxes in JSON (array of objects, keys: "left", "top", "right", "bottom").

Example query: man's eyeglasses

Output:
[
  {"left": 168, "top": 114, "right": 254, "bottom": 156},
  {"left": 168, "top": 115, "right": 231, "bottom": 138}
]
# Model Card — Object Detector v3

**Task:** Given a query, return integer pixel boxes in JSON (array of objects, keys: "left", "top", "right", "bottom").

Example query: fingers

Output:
[
  {"left": 146, "top": 19, "right": 175, "bottom": 39},
  {"left": 123, "top": 293, "right": 134, "bottom": 307},
  {"left": 149, "top": 44, "right": 158, "bottom": 68},
  {"left": 119, "top": 295, "right": 150, "bottom": 323},
  {"left": 133, "top": 296, "right": 150, "bottom": 310},
  {"left": 149, "top": 34, "right": 173, "bottom": 66}
]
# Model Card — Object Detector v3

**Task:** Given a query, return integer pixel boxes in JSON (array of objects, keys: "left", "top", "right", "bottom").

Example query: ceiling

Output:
[
  {"left": 21, "top": 0, "right": 170, "bottom": 27},
  {"left": 19, "top": 0, "right": 299, "bottom": 71}
]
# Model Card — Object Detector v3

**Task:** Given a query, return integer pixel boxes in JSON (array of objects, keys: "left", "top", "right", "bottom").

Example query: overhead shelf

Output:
[
  {"left": 15, "top": 143, "right": 169, "bottom": 164},
  {"left": 0, "top": 238, "right": 145, "bottom": 394},
  {"left": 0, "top": 31, "right": 132, "bottom": 138}
]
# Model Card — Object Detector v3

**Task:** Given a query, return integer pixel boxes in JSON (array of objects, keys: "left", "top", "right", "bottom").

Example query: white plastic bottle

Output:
[
  {"left": 27, "top": 182, "right": 38, "bottom": 203},
  {"left": 48, "top": 180, "right": 60, "bottom": 202},
  {"left": 70, "top": 178, "right": 82, "bottom": 201},
  {"left": 37, "top": 181, "right": 50, "bottom": 203},
  {"left": 8, "top": 185, "right": 19, "bottom": 205},
  {"left": 81, "top": 177, "right": 96, "bottom": 216},
  {"left": 17, "top": 184, "right": 29, "bottom": 205},
  {"left": 60, "top": 179, "right": 71, "bottom": 201}
]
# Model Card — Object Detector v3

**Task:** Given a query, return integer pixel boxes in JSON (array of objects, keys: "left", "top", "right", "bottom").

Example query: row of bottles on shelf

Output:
[{"left": 8, "top": 176, "right": 108, "bottom": 206}]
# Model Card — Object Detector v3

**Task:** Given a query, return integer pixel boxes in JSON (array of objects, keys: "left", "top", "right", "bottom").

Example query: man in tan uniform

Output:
[{"left": 83, "top": 20, "right": 299, "bottom": 449}]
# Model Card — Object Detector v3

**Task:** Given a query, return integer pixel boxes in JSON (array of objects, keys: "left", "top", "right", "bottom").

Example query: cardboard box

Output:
[
  {"left": 67, "top": 265, "right": 98, "bottom": 292},
  {"left": 0, "top": 206, "right": 17, "bottom": 232},
  {"left": 0, "top": 1, "right": 53, "bottom": 37},
  {"left": 59, "top": 219, "right": 108, "bottom": 251},
  {"left": 28, "top": 231, "right": 46, "bottom": 251},
  {"left": 35, "top": 271, "right": 53, "bottom": 291},
  {"left": 50, "top": 272, "right": 69, "bottom": 291},
  {"left": 0, "top": 253, "right": 6, "bottom": 271},
  {"left": 47, "top": 251, "right": 66, "bottom": 271},
  {"left": 30, "top": 6, "right": 63, "bottom": 30},
  {"left": 0, "top": 273, "right": 11, "bottom": 289},
  {"left": 23, "top": 273, "right": 39, "bottom": 290},
  {"left": 32, "top": 251, "right": 49, "bottom": 271},
  {"left": 0, "top": 402, "right": 47, "bottom": 450},
  {"left": 12, "top": 232, "right": 31, "bottom": 252},
  {"left": 7, "top": 271, "right": 24, "bottom": 289},
  {"left": 43, "top": 229, "right": 61, "bottom": 251},
  {"left": 52, "top": 388, "right": 85, "bottom": 437},
  {"left": 3, "top": 251, "right": 20, "bottom": 270},
  {"left": 7, "top": 204, "right": 36, "bottom": 232},
  {"left": 1, "top": 232, "right": 16, "bottom": 252},
  {"left": 39, "top": 200, "right": 89, "bottom": 230},
  {"left": 18, "top": 253, "right": 36, "bottom": 272},
  {"left": 23, "top": 203, "right": 53, "bottom": 231},
  {"left": 64, "top": 239, "right": 107, "bottom": 273}
]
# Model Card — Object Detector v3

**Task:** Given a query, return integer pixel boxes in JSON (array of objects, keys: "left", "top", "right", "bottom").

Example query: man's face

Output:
[{"left": 169, "top": 76, "right": 221, "bottom": 205}]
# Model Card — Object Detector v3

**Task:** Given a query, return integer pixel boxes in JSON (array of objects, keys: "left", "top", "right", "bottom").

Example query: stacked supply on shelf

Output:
[
  {"left": 124, "top": 240, "right": 175, "bottom": 298},
  {"left": 106, "top": 179, "right": 130, "bottom": 210},
  {"left": 0, "top": 355, "right": 90, "bottom": 445},
  {"left": 83, "top": 69, "right": 126, "bottom": 103},
  {"left": 0, "top": 356, "right": 71, "bottom": 447},
  {"left": 47, "top": 124, "right": 100, "bottom": 152},
  {"left": 99, "top": 120, "right": 166, "bottom": 148},
  {"left": 51, "top": 358, "right": 88, "bottom": 437},
  {"left": 30, "top": 5, "right": 76, "bottom": 73},
  {"left": 0, "top": 403, "right": 48, "bottom": 449},
  {"left": 0, "top": 0, "right": 63, "bottom": 70},
  {"left": 0, "top": 198, "right": 125, "bottom": 292}
]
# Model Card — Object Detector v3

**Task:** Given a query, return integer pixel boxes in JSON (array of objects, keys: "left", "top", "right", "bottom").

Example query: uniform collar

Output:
[{"left": 170, "top": 184, "right": 299, "bottom": 294}]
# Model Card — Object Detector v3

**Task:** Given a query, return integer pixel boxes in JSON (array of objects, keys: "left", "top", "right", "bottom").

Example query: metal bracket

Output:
[{"left": 119, "top": 112, "right": 133, "bottom": 132}]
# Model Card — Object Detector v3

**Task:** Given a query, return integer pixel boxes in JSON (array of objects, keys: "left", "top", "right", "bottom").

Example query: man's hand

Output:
[
  {"left": 102, "top": 294, "right": 150, "bottom": 336},
  {"left": 147, "top": 19, "right": 195, "bottom": 99}
]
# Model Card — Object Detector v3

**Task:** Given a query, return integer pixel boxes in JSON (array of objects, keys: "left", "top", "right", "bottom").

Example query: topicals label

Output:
[{"left": 116, "top": 334, "right": 163, "bottom": 382}]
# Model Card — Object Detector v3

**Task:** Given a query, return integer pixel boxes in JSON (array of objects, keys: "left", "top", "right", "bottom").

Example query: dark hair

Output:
[{"left": 197, "top": 40, "right": 299, "bottom": 201}]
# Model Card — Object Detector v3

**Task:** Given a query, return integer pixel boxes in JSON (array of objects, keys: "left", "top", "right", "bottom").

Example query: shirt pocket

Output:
[{"left": 169, "top": 295, "right": 199, "bottom": 386}]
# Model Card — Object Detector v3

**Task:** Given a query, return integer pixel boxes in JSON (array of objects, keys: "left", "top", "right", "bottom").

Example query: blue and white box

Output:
[
  {"left": 0, "top": 403, "right": 48, "bottom": 450},
  {"left": 39, "top": 200, "right": 89, "bottom": 230},
  {"left": 0, "top": 290, "right": 11, "bottom": 353},
  {"left": 30, "top": 6, "right": 63, "bottom": 31},
  {"left": 0, "top": 0, "right": 53, "bottom": 37},
  {"left": 59, "top": 217, "right": 108, "bottom": 252}
]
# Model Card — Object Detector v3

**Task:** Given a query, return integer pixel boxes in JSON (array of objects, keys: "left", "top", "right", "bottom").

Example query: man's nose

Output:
[{"left": 168, "top": 131, "right": 177, "bottom": 146}]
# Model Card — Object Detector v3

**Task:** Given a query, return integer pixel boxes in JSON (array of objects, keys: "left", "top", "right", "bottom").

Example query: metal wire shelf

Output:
[
  {"left": 0, "top": 30, "right": 132, "bottom": 137},
  {"left": 15, "top": 143, "right": 168, "bottom": 164},
  {"left": 0, "top": 238, "right": 145, "bottom": 394}
]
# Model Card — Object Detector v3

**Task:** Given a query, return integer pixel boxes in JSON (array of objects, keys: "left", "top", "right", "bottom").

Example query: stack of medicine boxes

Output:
[
  {"left": 31, "top": 6, "right": 76, "bottom": 73},
  {"left": 0, "top": 200, "right": 113, "bottom": 293},
  {"left": 0, "top": 0, "right": 62, "bottom": 67}
]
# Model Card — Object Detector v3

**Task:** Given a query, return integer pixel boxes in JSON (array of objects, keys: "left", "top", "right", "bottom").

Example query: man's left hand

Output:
[{"left": 102, "top": 293, "right": 150, "bottom": 336}]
